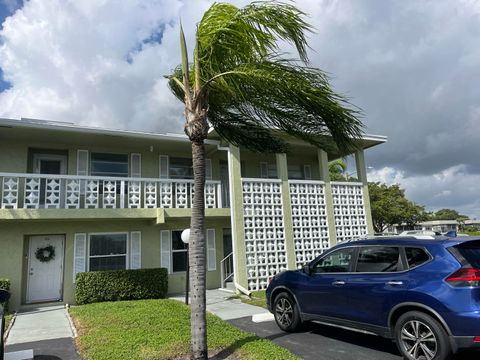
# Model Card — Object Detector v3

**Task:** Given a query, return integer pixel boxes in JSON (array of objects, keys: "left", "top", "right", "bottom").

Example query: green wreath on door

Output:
[{"left": 35, "top": 245, "right": 56, "bottom": 263}]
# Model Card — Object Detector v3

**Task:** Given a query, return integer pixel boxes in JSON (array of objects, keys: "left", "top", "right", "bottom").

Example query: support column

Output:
[
  {"left": 276, "top": 153, "right": 296, "bottom": 270},
  {"left": 318, "top": 149, "right": 338, "bottom": 246},
  {"left": 227, "top": 145, "right": 248, "bottom": 290},
  {"left": 355, "top": 149, "right": 374, "bottom": 235}
]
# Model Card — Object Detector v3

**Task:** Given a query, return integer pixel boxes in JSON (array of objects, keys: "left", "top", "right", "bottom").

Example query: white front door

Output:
[{"left": 27, "top": 235, "right": 64, "bottom": 303}]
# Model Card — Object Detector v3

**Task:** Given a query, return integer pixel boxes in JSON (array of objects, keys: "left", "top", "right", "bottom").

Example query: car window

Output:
[
  {"left": 405, "top": 247, "right": 430, "bottom": 268},
  {"left": 453, "top": 243, "right": 480, "bottom": 268},
  {"left": 356, "top": 246, "right": 401, "bottom": 272},
  {"left": 312, "top": 248, "right": 354, "bottom": 273}
]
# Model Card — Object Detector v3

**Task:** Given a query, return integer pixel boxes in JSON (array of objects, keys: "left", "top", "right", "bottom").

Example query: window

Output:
[
  {"left": 263, "top": 163, "right": 308, "bottom": 179},
  {"left": 170, "top": 157, "right": 193, "bottom": 179},
  {"left": 287, "top": 165, "right": 305, "bottom": 180},
  {"left": 89, "top": 233, "right": 127, "bottom": 271},
  {"left": 90, "top": 153, "right": 128, "bottom": 177},
  {"left": 313, "top": 248, "right": 354, "bottom": 273},
  {"left": 172, "top": 230, "right": 188, "bottom": 272},
  {"left": 405, "top": 247, "right": 430, "bottom": 268},
  {"left": 356, "top": 246, "right": 401, "bottom": 272}
]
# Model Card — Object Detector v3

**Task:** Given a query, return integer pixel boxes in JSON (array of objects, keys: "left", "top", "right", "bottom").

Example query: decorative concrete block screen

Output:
[
  {"left": 331, "top": 182, "right": 368, "bottom": 242},
  {"left": 289, "top": 181, "right": 330, "bottom": 268},
  {"left": 242, "top": 179, "right": 287, "bottom": 291}
]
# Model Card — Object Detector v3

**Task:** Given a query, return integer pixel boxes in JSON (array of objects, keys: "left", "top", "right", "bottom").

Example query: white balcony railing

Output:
[{"left": 0, "top": 173, "right": 222, "bottom": 210}]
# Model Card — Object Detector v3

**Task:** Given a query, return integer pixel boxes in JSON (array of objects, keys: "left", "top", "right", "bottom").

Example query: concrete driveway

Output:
[{"left": 229, "top": 316, "right": 480, "bottom": 360}]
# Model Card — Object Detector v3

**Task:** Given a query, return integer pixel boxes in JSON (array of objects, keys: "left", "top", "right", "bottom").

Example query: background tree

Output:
[
  {"left": 430, "top": 208, "right": 469, "bottom": 221},
  {"left": 369, "top": 182, "right": 427, "bottom": 233},
  {"left": 167, "top": 2, "right": 364, "bottom": 358}
]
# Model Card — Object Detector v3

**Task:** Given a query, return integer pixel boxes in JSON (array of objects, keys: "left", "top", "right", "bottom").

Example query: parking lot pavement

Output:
[{"left": 228, "top": 317, "right": 480, "bottom": 360}]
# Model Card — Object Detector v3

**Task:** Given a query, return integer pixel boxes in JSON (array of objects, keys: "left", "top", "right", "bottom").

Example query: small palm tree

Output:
[
  {"left": 329, "top": 159, "right": 348, "bottom": 181},
  {"left": 167, "top": 2, "right": 364, "bottom": 359}
]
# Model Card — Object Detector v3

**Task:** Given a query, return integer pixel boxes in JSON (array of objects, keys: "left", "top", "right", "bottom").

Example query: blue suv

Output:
[{"left": 266, "top": 237, "right": 480, "bottom": 360}]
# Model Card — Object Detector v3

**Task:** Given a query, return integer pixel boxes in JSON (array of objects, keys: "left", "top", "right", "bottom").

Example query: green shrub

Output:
[
  {"left": 0, "top": 278, "right": 10, "bottom": 312},
  {"left": 75, "top": 268, "right": 168, "bottom": 305}
]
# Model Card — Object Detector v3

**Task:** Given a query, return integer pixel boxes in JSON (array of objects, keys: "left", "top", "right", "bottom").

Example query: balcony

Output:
[{"left": 0, "top": 173, "right": 223, "bottom": 210}]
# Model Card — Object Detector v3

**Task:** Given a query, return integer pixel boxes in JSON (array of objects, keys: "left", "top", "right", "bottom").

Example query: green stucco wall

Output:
[{"left": 0, "top": 217, "right": 229, "bottom": 311}]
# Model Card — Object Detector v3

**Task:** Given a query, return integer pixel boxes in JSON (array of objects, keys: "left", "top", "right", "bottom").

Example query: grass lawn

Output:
[
  {"left": 240, "top": 291, "right": 267, "bottom": 309},
  {"left": 464, "top": 231, "right": 480, "bottom": 236},
  {"left": 70, "top": 299, "right": 298, "bottom": 360},
  {"left": 229, "top": 291, "right": 267, "bottom": 309},
  {"left": 4, "top": 313, "right": 13, "bottom": 330}
]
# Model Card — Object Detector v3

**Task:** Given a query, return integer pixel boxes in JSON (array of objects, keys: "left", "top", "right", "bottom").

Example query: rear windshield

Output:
[{"left": 454, "top": 241, "right": 480, "bottom": 268}]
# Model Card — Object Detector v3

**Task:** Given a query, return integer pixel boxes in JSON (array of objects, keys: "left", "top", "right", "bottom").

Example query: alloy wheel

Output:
[
  {"left": 275, "top": 297, "right": 293, "bottom": 327},
  {"left": 400, "top": 320, "right": 438, "bottom": 360}
]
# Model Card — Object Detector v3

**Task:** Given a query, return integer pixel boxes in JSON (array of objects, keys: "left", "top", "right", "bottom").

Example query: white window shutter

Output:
[
  {"left": 206, "top": 159, "right": 212, "bottom": 180},
  {"left": 206, "top": 229, "right": 216, "bottom": 271},
  {"left": 260, "top": 162, "right": 268, "bottom": 178},
  {"left": 160, "top": 230, "right": 171, "bottom": 273},
  {"left": 131, "top": 153, "right": 141, "bottom": 178},
  {"left": 159, "top": 155, "right": 169, "bottom": 179},
  {"left": 73, "top": 233, "right": 87, "bottom": 282},
  {"left": 77, "top": 150, "right": 89, "bottom": 175},
  {"left": 130, "top": 231, "right": 141, "bottom": 269},
  {"left": 304, "top": 165, "right": 312, "bottom": 180}
]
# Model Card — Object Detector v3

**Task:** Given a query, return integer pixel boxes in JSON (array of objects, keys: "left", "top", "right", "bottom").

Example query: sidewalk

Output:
[
  {"left": 5, "top": 305, "right": 79, "bottom": 360},
  {"left": 170, "top": 289, "right": 274, "bottom": 321}
]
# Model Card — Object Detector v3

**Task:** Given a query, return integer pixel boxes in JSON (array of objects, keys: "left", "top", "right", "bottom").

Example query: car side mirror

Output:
[{"left": 303, "top": 264, "right": 311, "bottom": 275}]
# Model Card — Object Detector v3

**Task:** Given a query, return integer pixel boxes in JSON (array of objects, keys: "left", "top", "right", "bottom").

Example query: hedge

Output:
[
  {"left": 0, "top": 278, "right": 10, "bottom": 312},
  {"left": 75, "top": 268, "right": 168, "bottom": 305}
]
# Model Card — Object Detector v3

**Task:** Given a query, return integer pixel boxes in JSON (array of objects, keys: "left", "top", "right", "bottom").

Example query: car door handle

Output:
[
  {"left": 386, "top": 281, "right": 403, "bottom": 286},
  {"left": 332, "top": 280, "right": 345, "bottom": 286}
]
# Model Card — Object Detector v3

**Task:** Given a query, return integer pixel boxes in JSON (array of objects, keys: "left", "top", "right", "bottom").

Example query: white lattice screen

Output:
[
  {"left": 242, "top": 179, "right": 287, "bottom": 291},
  {"left": 289, "top": 181, "right": 330, "bottom": 268},
  {"left": 331, "top": 182, "right": 368, "bottom": 242}
]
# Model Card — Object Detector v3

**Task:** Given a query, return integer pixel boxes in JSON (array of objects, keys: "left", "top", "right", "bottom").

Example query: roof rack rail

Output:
[{"left": 346, "top": 235, "right": 436, "bottom": 241}]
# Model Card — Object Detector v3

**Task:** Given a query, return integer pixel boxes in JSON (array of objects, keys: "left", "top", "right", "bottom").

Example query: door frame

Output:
[
  {"left": 32, "top": 153, "right": 68, "bottom": 174},
  {"left": 26, "top": 234, "right": 65, "bottom": 304}
]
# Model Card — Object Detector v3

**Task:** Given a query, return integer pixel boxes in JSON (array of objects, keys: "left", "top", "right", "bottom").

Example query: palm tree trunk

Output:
[{"left": 190, "top": 140, "right": 207, "bottom": 360}]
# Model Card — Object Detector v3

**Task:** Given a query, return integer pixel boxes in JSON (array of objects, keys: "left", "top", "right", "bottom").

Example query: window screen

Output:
[
  {"left": 356, "top": 246, "right": 401, "bottom": 272},
  {"left": 89, "top": 234, "right": 127, "bottom": 271},
  {"left": 169, "top": 157, "right": 193, "bottom": 179},
  {"left": 90, "top": 153, "right": 128, "bottom": 177},
  {"left": 172, "top": 230, "right": 188, "bottom": 272}
]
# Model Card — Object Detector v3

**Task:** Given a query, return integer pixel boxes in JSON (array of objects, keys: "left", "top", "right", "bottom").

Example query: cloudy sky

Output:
[{"left": 0, "top": 0, "right": 479, "bottom": 218}]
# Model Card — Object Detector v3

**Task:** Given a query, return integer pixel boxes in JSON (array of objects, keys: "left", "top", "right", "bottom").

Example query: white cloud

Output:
[
  {"left": 0, "top": 0, "right": 480, "bottom": 217},
  {"left": 0, "top": 0, "right": 217, "bottom": 132},
  {"left": 368, "top": 165, "right": 480, "bottom": 217}
]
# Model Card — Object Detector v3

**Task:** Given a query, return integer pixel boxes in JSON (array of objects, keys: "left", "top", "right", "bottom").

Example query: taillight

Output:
[{"left": 446, "top": 268, "right": 480, "bottom": 287}]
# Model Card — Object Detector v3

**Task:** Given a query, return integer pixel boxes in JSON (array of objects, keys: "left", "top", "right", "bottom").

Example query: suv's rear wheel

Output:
[
  {"left": 273, "top": 292, "right": 302, "bottom": 332},
  {"left": 394, "top": 311, "right": 451, "bottom": 360}
]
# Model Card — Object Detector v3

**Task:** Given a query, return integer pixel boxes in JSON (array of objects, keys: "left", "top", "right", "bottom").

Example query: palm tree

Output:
[
  {"left": 329, "top": 159, "right": 348, "bottom": 181},
  {"left": 167, "top": 2, "right": 364, "bottom": 359}
]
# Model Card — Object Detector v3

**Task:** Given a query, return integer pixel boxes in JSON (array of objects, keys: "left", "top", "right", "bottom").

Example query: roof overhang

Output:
[
  {"left": 208, "top": 127, "right": 387, "bottom": 159},
  {"left": 0, "top": 117, "right": 221, "bottom": 148}
]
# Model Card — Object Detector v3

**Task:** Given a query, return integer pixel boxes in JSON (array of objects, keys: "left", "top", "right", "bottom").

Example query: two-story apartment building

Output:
[{"left": 0, "top": 117, "right": 386, "bottom": 310}]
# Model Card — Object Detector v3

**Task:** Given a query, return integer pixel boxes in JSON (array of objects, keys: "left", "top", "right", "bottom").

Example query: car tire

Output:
[
  {"left": 273, "top": 292, "right": 302, "bottom": 332},
  {"left": 394, "top": 311, "right": 452, "bottom": 360}
]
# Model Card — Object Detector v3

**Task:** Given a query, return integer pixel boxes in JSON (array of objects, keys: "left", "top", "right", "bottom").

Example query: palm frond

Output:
[
  {"left": 197, "top": 1, "right": 311, "bottom": 80},
  {"left": 206, "top": 59, "right": 363, "bottom": 152},
  {"left": 167, "top": 1, "right": 364, "bottom": 153}
]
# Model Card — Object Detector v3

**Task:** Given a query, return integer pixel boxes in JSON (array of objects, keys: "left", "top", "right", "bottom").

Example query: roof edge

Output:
[{"left": 0, "top": 117, "right": 220, "bottom": 145}]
